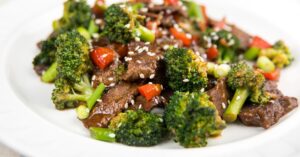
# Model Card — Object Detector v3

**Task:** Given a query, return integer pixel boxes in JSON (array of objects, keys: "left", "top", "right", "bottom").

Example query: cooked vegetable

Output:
[
  {"left": 250, "top": 36, "right": 271, "bottom": 49},
  {"left": 51, "top": 31, "right": 105, "bottom": 110},
  {"left": 164, "top": 92, "right": 226, "bottom": 147},
  {"left": 101, "top": 4, "right": 155, "bottom": 43},
  {"left": 170, "top": 27, "right": 193, "bottom": 46},
  {"left": 206, "top": 46, "right": 219, "bottom": 60},
  {"left": 90, "top": 110, "right": 165, "bottom": 146},
  {"left": 41, "top": 62, "right": 58, "bottom": 83},
  {"left": 244, "top": 47, "right": 260, "bottom": 60},
  {"left": 138, "top": 84, "right": 162, "bottom": 101},
  {"left": 33, "top": 36, "right": 57, "bottom": 68},
  {"left": 257, "top": 56, "right": 275, "bottom": 72},
  {"left": 164, "top": 47, "right": 208, "bottom": 92},
  {"left": 53, "top": 0, "right": 92, "bottom": 33},
  {"left": 224, "top": 62, "right": 270, "bottom": 122},
  {"left": 202, "top": 30, "right": 240, "bottom": 63},
  {"left": 259, "top": 40, "right": 293, "bottom": 68},
  {"left": 91, "top": 47, "right": 115, "bottom": 70}
]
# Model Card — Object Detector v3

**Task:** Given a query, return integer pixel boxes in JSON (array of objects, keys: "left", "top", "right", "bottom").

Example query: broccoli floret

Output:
[
  {"left": 164, "top": 92, "right": 226, "bottom": 148},
  {"left": 164, "top": 47, "right": 208, "bottom": 92},
  {"left": 259, "top": 40, "right": 293, "bottom": 68},
  {"left": 224, "top": 62, "right": 270, "bottom": 122},
  {"left": 33, "top": 37, "right": 56, "bottom": 67},
  {"left": 202, "top": 29, "right": 240, "bottom": 63},
  {"left": 101, "top": 4, "right": 155, "bottom": 43},
  {"left": 51, "top": 31, "right": 105, "bottom": 110},
  {"left": 33, "top": 0, "right": 93, "bottom": 80},
  {"left": 53, "top": 0, "right": 92, "bottom": 33},
  {"left": 90, "top": 110, "right": 166, "bottom": 146}
]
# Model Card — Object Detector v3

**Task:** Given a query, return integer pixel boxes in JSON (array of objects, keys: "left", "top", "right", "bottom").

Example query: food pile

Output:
[{"left": 32, "top": 0, "right": 298, "bottom": 148}]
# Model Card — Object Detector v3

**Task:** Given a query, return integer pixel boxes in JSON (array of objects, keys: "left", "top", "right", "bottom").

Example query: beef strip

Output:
[
  {"left": 239, "top": 99, "right": 285, "bottom": 129},
  {"left": 239, "top": 81, "right": 298, "bottom": 129},
  {"left": 122, "top": 42, "right": 163, "bottom": 81},
  {"left": 83, "top": 82, "right": 138, "bottom": 128},
  {"left": 207, "top": 78, "right": 230, "bottom": 117},
  {"left": 131, "top": 95, "right": 167, "bottom": 111},
  {"left": 92, "top": 60, "right": 124, "bottom": 88}
]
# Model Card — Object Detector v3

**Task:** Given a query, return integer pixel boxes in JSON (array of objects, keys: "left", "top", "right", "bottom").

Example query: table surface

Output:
[{"left": 0, "top": 0, "right": 299, "bottom": 156}]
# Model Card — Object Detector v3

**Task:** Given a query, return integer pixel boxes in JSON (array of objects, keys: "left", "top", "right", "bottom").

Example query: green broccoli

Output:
[
  {"left": 164, "top": 47, "right": 208, "bottom": 92},
  {"left": 259, "top": 40, "right": 293, "bottom": 68},
  {"left": 164, "top": 92, "right": 226, "bottom": 148},
  {"left": 89, "top": 110, "right": 166, "bottom": 146},
  {"left": 224, "top": 62, "right": 270, "bottom": 122},
  {"left": 101, "top": 4, "right": 155, "bottom": 44},
  {"left": 202, "top": 29, "right": 240, "bottom": 63},
  {"left": 53, "top": 0, "right": 92, "bottom": 33},
  {"left": 33, "top": 37, "right": 56, "bottom": 67},
  {"left": 51, "top": 31, "right": 105, "bottom": 110},
  {"left": 33, "top": 0, "right": 93, "bottom": 82}
]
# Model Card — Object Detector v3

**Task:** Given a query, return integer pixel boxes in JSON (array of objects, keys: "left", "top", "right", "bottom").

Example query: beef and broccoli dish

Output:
[{"left": 32, "top": 0, "right": 298, "bottom": 148}]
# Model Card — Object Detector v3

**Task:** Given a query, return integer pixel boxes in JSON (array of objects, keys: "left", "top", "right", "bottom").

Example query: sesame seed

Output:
[
  {"left": 124, "top": 103, "right": 128, "bottom": 109},
  {"left": 212, "top": 35, "right": 219, "bottom": 41},
  {"left": 109, "top": 83, "right": 116, "bottom": 87},
  {"left": 131, "top": 99, "right": 135, "bottom": 105},
  {"left": 138, "top": 48, "right": 144, "bottom": 53},
  {"left": 141, "top": 8, "right": 148, "bottom": 12},
  {"left": 139, "top": 73, "right": 145, "bottom": 79},
  {"left": 166, "top": 9, "right": 172, "bottom": 14},
  {"left": 149, "top": 74, "right": 155, "bottom": 79},
  {"left": 154, "top": 98, "right": 159, "bottom": 104},
  {"left": 108, "top": 77, "right": 114, "bottom": 81},
  {"left": 160, "top": 85, "right": 164, "bottom": 90},
  {"left": 210, "top": 32, "right": 217, "bottom": 36},
  {"left": 128, "top": 51, "right": 134, "bottom": 55},
  {"left": 143, "top": 46, "right": 149, "bottom": 52},
  {"left": 95, "top": 19, "right": 102, "bottom": 24},
  {"left": 200, "top": 88, "right": 205, "bottom": 92},
  {"left": 147, "top": 52, "right": 156, "bottom": 56},
  {"left": 222, "top": 102, "right": 226, "bottom": 109},
  {"left": 174, "top": 44, "right": 178, "bottom": 48},
  {"left": 183, "top": 79, "right": 189, "bottom": 82},
  {"left": 186, "top": 33, "right": 192, "bottom": 39},
  {"left": 138, "top": 104, "right": 142, "bottom": 109},
  {"left": 124, "top": 57, "right": 132, "bottom": 62},
  {"left": 236, "top": 96, "right": 241, "bottom": 100},
  {"left": 163, "top": 45, "right": 169, "bottom": 50},
  {"left": 102, "top": 54, "right": 108, "bottom": 58},
  {"left": 136, "top": 60, "right": 142, "bottom": 64},
  {"left": 124, "top": 24, "right": 130, "bottom": 28},
  {"left": 145, "top": 42, "right": 150, "bottom": 45},
  {"left": 148, "top": 82, "right": 153, "bottom": 84},
  {"left": 135, "top": 37, "right": 141, "bottom": 41},
  {"left": 92, "top": 75, "right": 96, "bottom": 81},
  {"left": 162, "top": 30, "right": 168, "bottom": 35},
  {"left": 135, "top": 46, "right": 140, "bottom": 51},
  {"left": 97, "top": 99, "right": 102, "bottom": 103}
]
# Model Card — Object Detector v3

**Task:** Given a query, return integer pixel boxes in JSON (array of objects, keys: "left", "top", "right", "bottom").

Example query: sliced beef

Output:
[
  {"left": 230, "top": 25, "right": 252, "bottom": 49},
  {"left": 279, "top": 96, "right": 298, "bottom": 114},
  {"left": 207, "top": 78, "right": 230, "bottom": 117},
  {"left": 92, "top": 61, "right": 123, "bottom": 87},
  {"left": 239, "top": 93, "right": 298, "bottom": 129},
  {"left": 122, "top": 42, "right": 163, "bottom": 81},
  {"left": 239, "top": 99, "right": 285, "bottom": 129},
  {"left": 263, "top": 80, "right": 283, "bottom": 99},
  {"left": 83, "top": 82, "right": 138, "bottom": 128}
]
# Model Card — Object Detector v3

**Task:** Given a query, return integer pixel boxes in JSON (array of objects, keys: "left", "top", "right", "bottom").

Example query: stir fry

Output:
[{"left": 32, "top": 0, "right": 298, "bottom": 148}]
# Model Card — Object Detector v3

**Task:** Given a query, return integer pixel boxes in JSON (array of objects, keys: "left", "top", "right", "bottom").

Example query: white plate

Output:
[{"left": 0, "top": 0, "right": 300, "bottom": 156}]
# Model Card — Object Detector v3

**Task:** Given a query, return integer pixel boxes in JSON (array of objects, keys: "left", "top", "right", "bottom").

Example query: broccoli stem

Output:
[
  {"left": 223, "top": 88, "right": 250, "bottom": 122},
  {"left": 90, "top": 127, "right": 116, "bottom": 142},
  {"left": 87, "top": 83, "right": 106, "bottom": 110},
  {"left": 41, "top": 62, "right": 58, "bottom": 83},
  {"left": 134, "top": 25, "right": 155, "bottom": 42},
  {"left": 244, "top": 47, "right": 260, "bottom": 60},
  {"left": 76, "top": 105, "right": 90, "bottom": 119}
]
